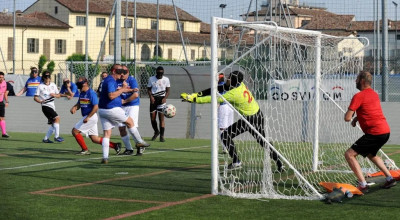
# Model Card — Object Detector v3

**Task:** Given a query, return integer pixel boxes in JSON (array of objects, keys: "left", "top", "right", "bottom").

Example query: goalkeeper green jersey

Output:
[{"left": 196, "top": 82, "right": 259, "bottom": 116}]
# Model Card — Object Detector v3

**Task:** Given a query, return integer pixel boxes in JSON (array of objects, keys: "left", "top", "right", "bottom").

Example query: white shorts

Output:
[
  {"left": 119, "top": 105, "right": 139, "bottom": 128},
  {"left": 74, "top": 113, "right": 99, "bottom": 136},
  {"left": 218, "top": 104, "right": 234, "bottom": 130},
  {"left": 98, "top": 107, "right": 129, "bottom": 131}
]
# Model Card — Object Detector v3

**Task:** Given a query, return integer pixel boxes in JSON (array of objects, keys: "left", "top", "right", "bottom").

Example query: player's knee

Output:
[{"left": 71, "top": 128, "right": 78, "bottom": 136}]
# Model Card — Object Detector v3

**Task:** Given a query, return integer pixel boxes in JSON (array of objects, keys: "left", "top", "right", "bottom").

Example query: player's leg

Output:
[
  {"left": 118, "top": 125, "right": 134, "bottom": 155},
  {"left": 43, "top": 106, "right": 63, "bottom": 142},
  {"left": 248, "top": 111, "right": 283, "bottom": 171},
  {"left": 344, "top": 148, "right": 367, "bottom": 191},
  {"left": 221, "top": 119, "right": 246, "bottom": 166},
  {"left": 158, "top": 110, "right": 165, "bottom": 142},
  {"left": 119, "top": 106, "right": 135, "bottom": 155},
  {"left": 0, "top": 103, "right": 8, "bottom": 138},
  {"left": 98, "top": 109, "right": 116, "bottom": 163},
  {"left": 150, "top": 102, "right": 159, "bottom": 141},
  {"left": 72, "top": 127, "right": 90, "bottom": 155},
  {"left": 125, "top": 117, "right": 149, "bottom": 155},
  {"left": 366, "top": 133, "right": 396, "bottom": 189},
  {"left": 41, "top": 106, "right": 55, "bottom": 143}
]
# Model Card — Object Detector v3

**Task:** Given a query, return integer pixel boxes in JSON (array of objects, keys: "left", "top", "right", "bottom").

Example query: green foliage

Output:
[
  {"left": 38, "top": 55, "right": 47, "bottom": 73},
  {"left": 196, "top": 57, "right": 211, "bottom": 61},
  {"left": 151, "top": 56, "right": 176, "bottom": 62},
  {"left": 66, "top": 53, "right": 93, "bottom": 62},
  {"left": 43, "top": 61, "right": 55, "bottom": 74},
  {"left": 65, "top": 53, "right": 99, "bottom": 81}
]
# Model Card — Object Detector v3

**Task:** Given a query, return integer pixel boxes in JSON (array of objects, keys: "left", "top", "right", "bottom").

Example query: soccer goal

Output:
[{"left": 210, "top": 17, "right": 397, "bottom": 200}]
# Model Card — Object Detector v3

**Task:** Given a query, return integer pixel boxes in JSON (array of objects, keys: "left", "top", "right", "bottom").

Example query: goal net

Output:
[{"left": 210, "top": 17, "right": 396, "bottom": 200}]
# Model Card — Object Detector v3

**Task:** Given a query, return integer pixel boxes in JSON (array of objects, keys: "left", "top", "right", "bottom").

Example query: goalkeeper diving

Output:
[{"left": 181, "top": 71, "right": 283, "bottom": 171}]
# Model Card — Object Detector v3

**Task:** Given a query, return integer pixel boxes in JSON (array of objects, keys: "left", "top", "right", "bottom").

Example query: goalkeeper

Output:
[{"left": 181, "top": 71, "right": 283, "bottom": 171}]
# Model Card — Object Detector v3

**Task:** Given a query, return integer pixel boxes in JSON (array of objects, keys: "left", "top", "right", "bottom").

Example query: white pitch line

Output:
[{"left": 0, "top": 145, "right": 210, "bottom": 171}]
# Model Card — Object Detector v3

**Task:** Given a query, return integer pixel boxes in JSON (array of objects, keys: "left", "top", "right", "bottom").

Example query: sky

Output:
[{"left": 1, "top": 0, "right": 399, "bottom": 23}]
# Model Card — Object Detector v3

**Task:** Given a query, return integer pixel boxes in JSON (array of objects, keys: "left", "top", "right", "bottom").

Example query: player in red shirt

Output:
[{"left": 344, "top": 71, "right": 396, "bottom": 192}]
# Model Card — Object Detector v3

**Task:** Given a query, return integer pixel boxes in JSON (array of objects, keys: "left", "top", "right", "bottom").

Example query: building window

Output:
[
  {"left": 55, "top": 6, "right": 58, "bottom": 14},
  {"left": 202, "top": 49, "right": 207, "bottom": 58},
  {"left": 96, "top": 18, "right": 105, "bottom": 27},
  {"left": 168, "top": 49, "right": 173, "bottom": 60},
  {"left": 176, "top": 21, "right": 184, "bottom": 31},
  {"left": 27, "top": 38, "right": 39, "bottom": 53},
  {"left": 221, "top": 50, "right": 226, "bottom": 59},
  {"left": 43, "top": 39, "right": 50, "bottom": 60},
  {"left": 7, "top": 37, "right": 13, "bottom": 61},
  {"left": 55, "top": 39, "right": 66, "bottom": 54},
  {"left": 151, "top": 20, "right": 157, "bottom": 30},
  {"left": 76, "top": 16, "right": 86, "bottom": 26},
  {"left": 191, "top": 49, "right": 195, "bottom": 60},
  {"left": 124, "top": 18, "right": 133, "bottom": 28},
  {"left": 76, "top": 40, "right": 83, "bottom": 54},
  {"left": 397, "top": 34, "right": 400, "bottom": 40}
]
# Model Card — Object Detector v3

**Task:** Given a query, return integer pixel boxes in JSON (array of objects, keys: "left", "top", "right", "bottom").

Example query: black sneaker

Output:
[
  {"left": 2, "top": 134, "right": 9, "bottom": 138},
  {"left": 42, "top": 139, "right": 54, "bottom": 143},
  {"left": 101, "top": 158, "right": 108, "bottom": 164},
  {"left": 382, "top": 178, "right": 397, "bottom": 189},
  {"left": 357, "top": 184, "right": 369, "bottom": 194},
  {"left": 122, "top": 149, "right": 134, "bottom": 155},
  {"left": 114, "top": 143, "right": 122, "bottom": 155},
  {"left": 160, "top": 136, "right": 165, "bottom": 142},
  {"left": 151, "top": 132, "right": 160, "bottom": 141},
  {"left": 135, "top": 147, "right": 145, "bottom": 156}
]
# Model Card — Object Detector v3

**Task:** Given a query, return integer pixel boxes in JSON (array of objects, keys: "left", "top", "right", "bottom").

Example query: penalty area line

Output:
[{"left": 0, "top": 145, "right": 210, "bottom": 171}]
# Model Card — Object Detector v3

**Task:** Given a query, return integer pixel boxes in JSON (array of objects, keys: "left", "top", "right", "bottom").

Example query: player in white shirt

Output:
[
  {"left": 147, "top": 66, "right": 170, "bottom": 142},
  {"left": 33, "top": 71, "right": 64, "bottom": 143}
]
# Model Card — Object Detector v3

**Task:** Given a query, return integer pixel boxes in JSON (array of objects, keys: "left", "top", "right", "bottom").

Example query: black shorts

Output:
[
  {"left": 150, "top": 96, "right": 165, "bottom": 113},
  {"left": 42, "top": 106, "right": 59, "bottom": 124},
  {"left": 0, "top": 102, "right": 4, "bottom": 117},
  {"left": 351, "top": 133, "right": 390, "bottom": 157}
]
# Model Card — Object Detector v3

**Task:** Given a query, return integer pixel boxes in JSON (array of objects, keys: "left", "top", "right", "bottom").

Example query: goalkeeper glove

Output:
[{"left": 180, "top": 92, "right": 197, "bottom": 103}]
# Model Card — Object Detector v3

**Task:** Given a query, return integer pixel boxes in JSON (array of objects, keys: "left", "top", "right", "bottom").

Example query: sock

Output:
[
  {"left": 53, "top": 123, "right": 60, "bottom": 138},
  {"left": 127, "top": 127, "right": 144, "bottom": 144},
  {"left": 0, "top": 120, "right": 6, "bottom": 135},
  {"left": 74, "top": 133, "right": 88, "bottom": 151},
  {"left": 359, "top": 181, "right": 367, "bottom": 187},
  {"left": 151, "top": 121, "right": 159, "bottom": 134},
  {"left": 160, "top": 126, "right": 165, "bottom": 137},
  {"left": 102, "top": 137, "right": 110, "bottom": 159},
  {"left": 99, "top": 137, "right": 116, "bottom": 149},
  {"left": 386, "top": 176, "right": 393, "bottom": 181},
  {"left": 45, "top": 125, "right": 54, "bottom": 140},
  {"left": 121, "top": 135, "right": 133, "bottom": 150}
]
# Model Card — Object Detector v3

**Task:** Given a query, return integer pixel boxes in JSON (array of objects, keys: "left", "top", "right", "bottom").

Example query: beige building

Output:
[{"left": 0, "top": 0, "right": 212, "bottom": 74}]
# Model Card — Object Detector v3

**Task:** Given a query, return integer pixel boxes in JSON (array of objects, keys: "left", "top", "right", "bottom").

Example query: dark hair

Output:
[
  {"left": 230, "top": 71, "right": 244, "bottom": 86},
  {"left": 110, "top": 64, "right": 122, "bottom": 72},
  {"left": 156, "top": 66, "right": 164, "bottom": 72},
  {"left": 41, "top": 71, "right": 51, "bottom": 81},
  {"left": 0, "top": 71, "right": 4, "bottom": 76}
]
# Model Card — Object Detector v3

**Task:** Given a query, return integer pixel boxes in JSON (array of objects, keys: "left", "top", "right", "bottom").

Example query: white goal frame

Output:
[{"left": 210, "top": 17, "right": 395, "bottom": 200}]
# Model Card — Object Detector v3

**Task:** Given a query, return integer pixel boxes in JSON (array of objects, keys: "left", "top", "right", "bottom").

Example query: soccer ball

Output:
[{"left": 163, "top": 104, "right": 176, "bottom": 118}]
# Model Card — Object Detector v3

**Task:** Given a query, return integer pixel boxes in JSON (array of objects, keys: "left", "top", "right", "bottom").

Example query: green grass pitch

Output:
[{"left": 1, "top": 132, "right": 400, "bottom": 219}]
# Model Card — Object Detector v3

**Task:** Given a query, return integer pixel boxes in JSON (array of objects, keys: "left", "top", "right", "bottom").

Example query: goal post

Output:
[{"left": 210, "top": 17, "right": 396, "bottom": 200}]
